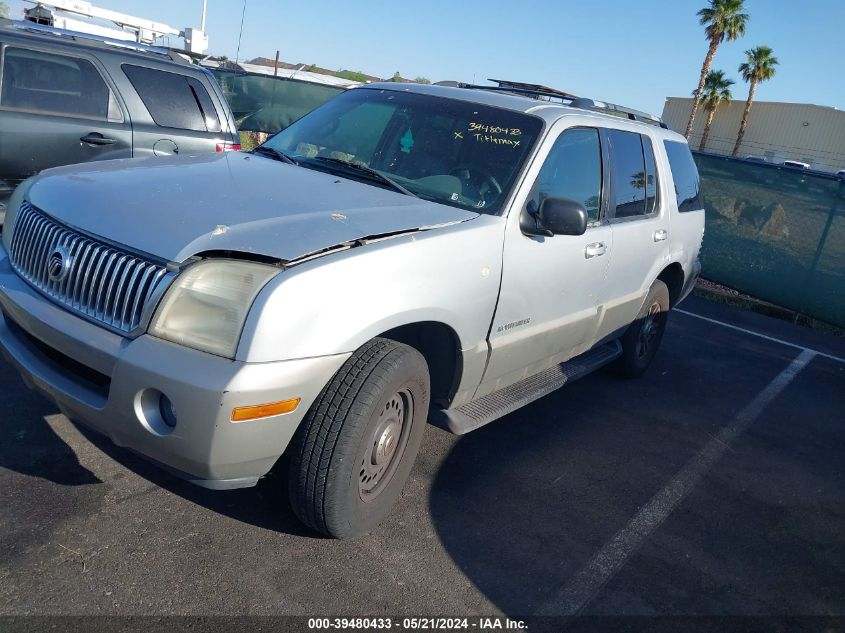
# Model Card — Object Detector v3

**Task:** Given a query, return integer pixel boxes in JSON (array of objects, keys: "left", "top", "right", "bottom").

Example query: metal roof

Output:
[{"left": 235, "top": 62, "right": 359, "bottom": 87}]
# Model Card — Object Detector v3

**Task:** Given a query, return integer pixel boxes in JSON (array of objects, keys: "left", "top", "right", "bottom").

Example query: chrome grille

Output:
[{"left": 8, "top": 202, "right": 170, "bottom": 335}]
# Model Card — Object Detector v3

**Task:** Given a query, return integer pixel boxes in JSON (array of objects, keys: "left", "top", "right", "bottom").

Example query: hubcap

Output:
[
  {"left": 373, "top": 420, "right": 399, "bottom": 465},
  {"left": 359, "top": 390, "right": 413, "bottom": 502},
  {"left": 636, "top": 302, "right": 663, "bottom": 359}
]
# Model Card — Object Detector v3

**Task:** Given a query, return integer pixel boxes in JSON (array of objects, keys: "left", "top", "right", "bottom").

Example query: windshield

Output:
[{"left": 263, "top": 88, "right": 543, "bottom": 214}]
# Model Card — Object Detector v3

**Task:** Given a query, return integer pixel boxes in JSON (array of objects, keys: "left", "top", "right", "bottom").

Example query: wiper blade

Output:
[
  {"left": 252, "top": 145, "right": 299, "bottom": 165},
  {"left": 311, "top": 156, "right": 418, "bottom": 198}
]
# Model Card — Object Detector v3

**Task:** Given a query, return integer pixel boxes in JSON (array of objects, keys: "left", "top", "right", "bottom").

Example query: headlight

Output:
[{"left": 149, "top": 259, "right": 279, "bottom": 359}]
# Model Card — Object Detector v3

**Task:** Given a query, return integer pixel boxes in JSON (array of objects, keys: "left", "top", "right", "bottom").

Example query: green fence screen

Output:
[
  {"left": 211, "top": 69, "right": 343, "bottom": 133},
  {"left": 694, "top": 152, "right": 845, "bottom": 327}
]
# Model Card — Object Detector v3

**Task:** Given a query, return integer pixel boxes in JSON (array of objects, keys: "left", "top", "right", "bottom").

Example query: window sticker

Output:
[{"left": 468, "top": 122, "right": 522, "bottom": 147}]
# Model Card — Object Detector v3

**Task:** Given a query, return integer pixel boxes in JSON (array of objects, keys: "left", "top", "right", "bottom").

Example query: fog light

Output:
[
  {"left": 159, "top": 394, "right": 177, "bottom": 428},
  {"left": 134, "top": 388, "right": 177, "bottom": 436}
]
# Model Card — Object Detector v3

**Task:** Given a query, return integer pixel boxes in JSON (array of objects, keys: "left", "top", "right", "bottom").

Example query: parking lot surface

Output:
[{"left": 1, "top": 297, "right": 843, "bottom": 622}]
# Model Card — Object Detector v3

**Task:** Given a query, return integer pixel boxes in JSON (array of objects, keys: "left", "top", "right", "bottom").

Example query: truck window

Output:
[
  {"left": 533, "top": 128, "right": 602, "bottom": 222},
  {"left": 607, "top": 129, "right": 648, "bottom": 218},
  {"left": 123, "top": 65, "right": 221, "bottom": 133},
  {"left": 265, "top": 88, "right": 543, "bottom": 215},
  {"left": 663, "top": 140, "right": 702, "bottom": 212},
  {"left": 1, "top": 47, "right": 121, "bottom": 121}
]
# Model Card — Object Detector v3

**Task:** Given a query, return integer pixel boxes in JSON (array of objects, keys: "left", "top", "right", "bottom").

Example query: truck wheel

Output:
[
  {"left": 288, "top": 338, "right": 429, "bottom": 538},
  {"left": 613, "top": 279, "right": 670, "bottom": 378}
]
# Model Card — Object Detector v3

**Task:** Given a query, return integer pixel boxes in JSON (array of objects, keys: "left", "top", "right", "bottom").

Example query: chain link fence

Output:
[{"left": 694, "top": 152, "right": 845, "bottom": 327}]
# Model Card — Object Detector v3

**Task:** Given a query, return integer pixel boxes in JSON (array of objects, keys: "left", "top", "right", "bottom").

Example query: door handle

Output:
[
  {"left": 585, "top": 242, "right": 607, "bottom": 258},
  {"left": 80, "top": 133, "right": 116, "bottom": 146},
  {"left": 653, "top": 229, "right": 668, "bottom": 242}
]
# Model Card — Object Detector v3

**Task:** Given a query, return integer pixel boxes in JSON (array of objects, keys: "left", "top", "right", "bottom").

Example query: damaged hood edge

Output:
[{"left": 24, "top": 152, "right": 480, "bottom": 264}]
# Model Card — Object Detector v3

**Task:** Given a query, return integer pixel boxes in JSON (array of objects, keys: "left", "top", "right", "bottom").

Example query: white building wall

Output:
[{"left": 662, "top": 97, "right": 845, "bottom": 173}]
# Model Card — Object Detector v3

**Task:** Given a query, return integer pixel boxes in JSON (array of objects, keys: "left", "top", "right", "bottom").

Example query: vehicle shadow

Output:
[
  {"left": 426, "top": 352, "right": 717, "bottom": 617},
  {"left": 0, "top": 372, "right": 101, "bottom": 487},
  {"left": 0, "top": 355, "right": 313, "bottom": 537},
  {"left": 72, "top": 423, "right": 316, "bottom": 538}
]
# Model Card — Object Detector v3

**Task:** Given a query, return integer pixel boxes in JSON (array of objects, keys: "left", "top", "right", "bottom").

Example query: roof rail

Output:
[
  {"left": 455, "top": 78, "right": 668, "bottom": 128},
  {"left": 3, "top": 19, "right": 189, "bottom": 64},
  {"left": 569, "top": 97, "right": 669, "bottom": 129}
]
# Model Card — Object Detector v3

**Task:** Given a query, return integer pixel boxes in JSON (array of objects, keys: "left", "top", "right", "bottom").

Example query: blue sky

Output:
[{"left": 5, "top": 0, "right": 844, "bottom": 115}]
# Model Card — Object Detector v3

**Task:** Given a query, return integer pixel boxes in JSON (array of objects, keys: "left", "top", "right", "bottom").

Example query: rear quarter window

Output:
[
  {"left": 122, "top": 64, "right": 221, "bottom": 133},
  {"left": 663, "top": 140, "right": 702, "bottom": 212}
]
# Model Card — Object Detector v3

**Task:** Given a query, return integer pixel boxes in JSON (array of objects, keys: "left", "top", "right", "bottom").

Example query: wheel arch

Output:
[
  {"left": 378, "top": 321, "right": 463, "bottom": 410},
  {"left": 656, "top": 262, "right": 685, "bottom": 307}
]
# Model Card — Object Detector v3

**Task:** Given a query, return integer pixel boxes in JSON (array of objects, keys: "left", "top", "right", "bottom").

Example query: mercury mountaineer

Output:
[{"left": 0, "top": 82, "right": 704, "bottom": 537}]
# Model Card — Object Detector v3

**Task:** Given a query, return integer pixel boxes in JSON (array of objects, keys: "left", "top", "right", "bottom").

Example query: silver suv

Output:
[{"left": 0, "top": 82, "right": 704, "bottom": 538}]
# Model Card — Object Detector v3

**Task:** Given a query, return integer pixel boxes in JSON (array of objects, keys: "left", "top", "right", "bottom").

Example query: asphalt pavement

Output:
[{"left": 1, "top": 296, "right": 843, "bottom": 627}]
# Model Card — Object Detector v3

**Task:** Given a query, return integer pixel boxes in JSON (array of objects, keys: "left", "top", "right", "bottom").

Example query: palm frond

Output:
[
  {"left": 699, "top": 0, "right": 749, "bottom": 42},
  {"left": 739, "top": 46, "right": 779, "bottom": 83},
  {"left": 700, "top": 70, "right": 734, "bottom": 109}
]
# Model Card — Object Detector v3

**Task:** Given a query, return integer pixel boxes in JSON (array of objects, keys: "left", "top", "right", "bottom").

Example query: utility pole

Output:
[{"left": 274, "top": 50, "right": 279, "bottom": 77}]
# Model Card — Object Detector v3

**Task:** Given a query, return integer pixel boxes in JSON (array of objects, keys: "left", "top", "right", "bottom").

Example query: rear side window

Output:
[
  {"left": 123, "top": 65, "right": 221, "bottom": 132},
  {"left": 663, "top": 140, "right": 702, "bottom": 212},
  {"left": 1, "top": 47, "right": 121, "bottom": 121},
  {"left": 607, "top": 129, "right": 648, "bottom": 218}
]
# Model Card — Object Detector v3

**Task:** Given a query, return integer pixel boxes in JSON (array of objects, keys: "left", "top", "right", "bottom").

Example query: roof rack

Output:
[
  {"left": 457, "top": 78, "right": 668, "bottom": 129},
  {"left": 486, "top": 78, "right": 579, "bottom": 101},
  {"left": 2, "top": 19, "right": 189, "bottom": 64},
  {"left": 457, "top": 79, "right": 578, "bottom": 103},
  {"left": 569, "top": 97, "right": 668, "bottom": 128}
]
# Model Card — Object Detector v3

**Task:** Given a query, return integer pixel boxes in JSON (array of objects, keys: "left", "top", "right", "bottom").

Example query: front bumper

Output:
[{"left": 0, "top": 246, "right": 348, "bottom": 489}]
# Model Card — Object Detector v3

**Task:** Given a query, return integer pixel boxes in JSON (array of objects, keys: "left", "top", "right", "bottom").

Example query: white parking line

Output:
[
  {"left": 676, "top": 308, "right": 845, "bottom": 364},
  {"left": 536, "top": 348, "right": 816, "bottom": 617}
]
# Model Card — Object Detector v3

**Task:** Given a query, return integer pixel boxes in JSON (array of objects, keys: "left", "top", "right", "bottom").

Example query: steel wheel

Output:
[
  {"left": 288, "top": 338, "right": 430, "bottom": 538},
  {"left": 635, "top": 301, "right": 664, "bottom": 360},
  {"left": 359, "top": 389, "right": 413, "bottom": 502}
]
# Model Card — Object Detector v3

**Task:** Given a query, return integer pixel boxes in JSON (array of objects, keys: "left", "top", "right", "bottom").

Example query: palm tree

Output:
[
  {"left": 732, "top": 46, "right": 778, "bottom": 156},
  {"left": 697, "top": 70, "right": 734, "bottom": 151},
  {"left": 630, "top": 171, "right": 648, "bottom": 190},
  {"left": 684, "top": 0, "right": 749, "bottom": 139}
]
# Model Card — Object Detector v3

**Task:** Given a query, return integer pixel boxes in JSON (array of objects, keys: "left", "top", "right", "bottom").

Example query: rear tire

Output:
[
  {"left": 613, "top": 279, "right": 670, "bottom": 378},
  {"left": 288, "top": 338, "right": 429, "bottom": 538}
]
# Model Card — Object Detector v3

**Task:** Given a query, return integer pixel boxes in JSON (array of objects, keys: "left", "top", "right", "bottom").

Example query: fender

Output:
[{"left": 238, "top": 214, "right": 506, "bottom": 365}]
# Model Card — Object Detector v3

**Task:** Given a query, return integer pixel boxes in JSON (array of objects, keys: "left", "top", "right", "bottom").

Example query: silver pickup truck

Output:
[{"left": 0, "top": 82, "right": 704, "bottom": 538}]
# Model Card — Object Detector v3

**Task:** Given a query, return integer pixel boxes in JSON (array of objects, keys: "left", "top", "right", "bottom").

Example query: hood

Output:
[{"left": 25, "top": 152, "right": 478, "bottom": 263}]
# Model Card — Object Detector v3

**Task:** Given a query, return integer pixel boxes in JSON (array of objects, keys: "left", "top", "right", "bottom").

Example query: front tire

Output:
[
  {"left": 288, "top": 338, "right": 430, "bottom": 538},
  {"left": 613, "top": 279, "right": 670, "bottom": 378}
]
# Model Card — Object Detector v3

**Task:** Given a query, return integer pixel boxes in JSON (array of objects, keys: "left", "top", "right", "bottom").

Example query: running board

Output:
[{"left": 430, "top": 341, "right": 622, "bottom": 435}]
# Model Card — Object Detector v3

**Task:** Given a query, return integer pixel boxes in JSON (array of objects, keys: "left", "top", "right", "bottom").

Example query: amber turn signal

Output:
[{"left": 231, "top": 398, "right": 300, "bottom": 422}]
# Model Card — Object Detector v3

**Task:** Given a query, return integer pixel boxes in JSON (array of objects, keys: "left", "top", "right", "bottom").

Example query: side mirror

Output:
[{"left": 521, "top": 197, "right": 588, "bottom": 237}]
